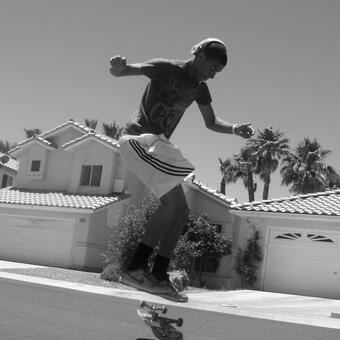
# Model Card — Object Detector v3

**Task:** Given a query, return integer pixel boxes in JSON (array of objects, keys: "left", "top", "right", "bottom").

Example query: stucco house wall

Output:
[
  {"left": 0, "top": 120, "right": 128, "bottom": 271},
  {"left": 67, "top": 141, "right": 120, "bottom": 195},
  {"left": 184, "top": 181, "right": 237, "bottom": 288},
  {"left": 82, "top": 201, "right": 126, "bottom": 271},
  {"left": 0, "top": 166, "right": 16, "bottom": 188},
  {"left": 233, "top": 212, "right": 340, "bottom": 290},
  {"left": 15, "top": 143, "right": 74, "bottom": 191},
  {"left": 0, "top": 152, "right": 18, "bottom": 188}
]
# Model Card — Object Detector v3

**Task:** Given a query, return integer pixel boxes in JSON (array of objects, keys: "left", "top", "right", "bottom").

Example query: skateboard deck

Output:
[{"left": 137, "top": 300, "right": 183, "bottom": 340}]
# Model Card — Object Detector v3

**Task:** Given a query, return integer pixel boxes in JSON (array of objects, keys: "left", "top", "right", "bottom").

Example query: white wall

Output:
[
  {"left": 233, "top": 212, "right": 340, "bottom": 290},
  {"left": 185, "top": 185, "right": 236, "bottom": 288},
  {"left": 68, "top": 141, "right": 119, "bottom": 195},
  {"left": 14, "top": 143, "right": 74, "bottom": 191}
]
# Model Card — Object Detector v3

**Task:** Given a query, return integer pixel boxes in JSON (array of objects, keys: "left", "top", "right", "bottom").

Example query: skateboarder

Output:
[{"left": 110, "top": 38, "right": 254, "bottom": 302}]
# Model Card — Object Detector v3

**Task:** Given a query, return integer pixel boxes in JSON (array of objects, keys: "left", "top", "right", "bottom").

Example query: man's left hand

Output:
[{"left": 234, "top": 123, "right": 255, "bottom": 139}]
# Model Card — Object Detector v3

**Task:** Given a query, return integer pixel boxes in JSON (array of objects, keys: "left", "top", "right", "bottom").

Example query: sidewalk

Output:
[{"left": 1, "top": 260, "right": 340, "bottom": 330}]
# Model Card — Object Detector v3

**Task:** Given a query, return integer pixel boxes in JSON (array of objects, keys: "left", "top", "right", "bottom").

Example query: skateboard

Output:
[{"left": 136, "top": 300, "right": 183, "bottom": 340}]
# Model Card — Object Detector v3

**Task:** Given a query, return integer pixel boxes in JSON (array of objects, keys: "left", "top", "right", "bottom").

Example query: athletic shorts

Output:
[{"left": 118, "top": 134, "right": 195, "bottom": 198}]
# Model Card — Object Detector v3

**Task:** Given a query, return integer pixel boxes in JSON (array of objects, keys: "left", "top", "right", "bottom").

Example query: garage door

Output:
[
  {"left": 0, "top": 214, "right": 74, "bottom": 267},
  {"left": 264, "top": 229, "right": 340, "bottom": 299}
]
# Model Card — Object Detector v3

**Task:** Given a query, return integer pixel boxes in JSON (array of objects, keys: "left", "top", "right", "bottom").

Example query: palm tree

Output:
[
  {"left": 281, "top": 137, "right": 336, "bottom": 194},
  {"left": 327, "top": 166, "right": 340, "bottom": 189},
  {"left": 247, "top": 127, "right": 290, "bottom": 200},
  {"left": 84, "top": 119, "right": 98, "bottom": 130},
  {"left": 0, "top": 140, "right": 11, "bottom": 153},
  {"left": 24, "top": 128, "right": 42, "bottom": 138},
  {"left": 102, "top": 120, "right": 123, "bottom": 140},
  {"left": 219, "top": 147, "right": 257, "bottom": 202}
]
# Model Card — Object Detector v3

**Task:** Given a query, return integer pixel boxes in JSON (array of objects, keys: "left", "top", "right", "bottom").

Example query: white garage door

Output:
[
  {"left": 0, "top": 214, "right": 74, "bottom": 267},
  {"left": 264, "top": 229, "right": 340, "bottom": 299}
]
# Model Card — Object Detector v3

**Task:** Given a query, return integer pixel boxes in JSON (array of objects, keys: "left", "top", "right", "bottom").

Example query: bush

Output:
[
  {"left": 101, "top": 199, "right": 233, "bottom": 288},
  {"left": 234, "top": 229, "right": 263, "bottom": 288},
  {"left": 101, "top": 195, "right": 159, "bottom": 281},
  {"left": 171, "top": 213, "right": 232, "bottom": 286}
]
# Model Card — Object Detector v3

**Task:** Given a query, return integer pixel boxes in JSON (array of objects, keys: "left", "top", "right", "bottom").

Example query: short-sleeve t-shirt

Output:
[{"left": 125, "top": 59, "right": 212, "bottom": 139}]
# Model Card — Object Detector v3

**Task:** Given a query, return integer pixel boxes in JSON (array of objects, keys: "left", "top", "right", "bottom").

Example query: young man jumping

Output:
[{"left": 110, "top": 38, "right": 254, "bottom": 302}]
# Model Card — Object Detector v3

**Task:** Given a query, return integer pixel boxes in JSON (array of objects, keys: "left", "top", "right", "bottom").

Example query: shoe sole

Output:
[
  {"left": 119, "top": 273, "right": 170, "bottom": 294},
  {"left": 155, "top": 292, "right": 188, "bottom": 303}
]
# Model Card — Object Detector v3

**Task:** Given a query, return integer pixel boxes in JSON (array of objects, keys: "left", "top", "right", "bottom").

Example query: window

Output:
[
  {"left": 275, "top": 232, "right": 301, "bottom": 240},
  {"left": 1, "top": 175, "right": 7, "bottom": 188},
  {"left": 31, "top": 160, "right": 41, "bottom": 172},
  {"left": 1, "top": 174, "right": 13, "bottom": 188},
  {"left": 194, "top": 257, "right": 220, "bottom": 273},
  {"left": 80, "top": 165, "right": 102, "bottom": 187},
  {"left": 307, "top": 234, "right": 335, "bottom": 243}
]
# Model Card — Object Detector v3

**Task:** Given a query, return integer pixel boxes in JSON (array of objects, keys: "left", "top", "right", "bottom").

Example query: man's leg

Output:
[
  {"left": 123, "top": 184, "right": 189, "bottom": 301},
  {"left": 128, "top": 184, "right": 188, "bottom": 272},
  {"left": 141, "top": 184, "right": 185, "bottom": 247},
  {"left": 150, "top": 184, "right": 189, "bottom": 280}
]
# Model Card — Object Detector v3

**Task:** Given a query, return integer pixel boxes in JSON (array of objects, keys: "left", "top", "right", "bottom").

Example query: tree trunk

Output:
[
  {"left": 247, "top": 170, "right": 255, "bottom": 202},
  {"left": 263, "top": 175, "right": 271, "bottom": 200},
  {"left": 220, "top": 176, "right": 226, "bottom": 194}
]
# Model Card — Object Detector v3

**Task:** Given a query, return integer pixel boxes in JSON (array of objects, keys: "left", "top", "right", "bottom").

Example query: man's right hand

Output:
[{"left": 110, "top": 55, "right": 128, "bottom": 76}]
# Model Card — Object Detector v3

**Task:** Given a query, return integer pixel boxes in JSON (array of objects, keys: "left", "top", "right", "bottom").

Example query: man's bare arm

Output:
[
  {"left": 198, "top": 103, "right": 254, "bottom": 139},
  {"left": 110, "top": 55, "right": 152, "bottom": 77}
]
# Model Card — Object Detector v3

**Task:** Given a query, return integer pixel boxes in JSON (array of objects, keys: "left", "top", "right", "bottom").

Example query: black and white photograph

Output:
[{"left": 1, "top": 1, "right": 340, "bottom": 339}]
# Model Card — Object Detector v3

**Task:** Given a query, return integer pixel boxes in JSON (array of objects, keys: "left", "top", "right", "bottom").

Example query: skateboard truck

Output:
[{"left": 137, "top": 300, "right": 183, "bottom": 340}]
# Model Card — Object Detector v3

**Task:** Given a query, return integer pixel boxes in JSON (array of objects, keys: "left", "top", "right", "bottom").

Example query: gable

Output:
[
  {"left": 62, "top": 131, "right": 119, "bottom": 153},
  {"left": 40, "top": 119, "right": 94, "bottom": 139},
  {"left": 40, "top": 120, "right": 93, "bottom": 148}
]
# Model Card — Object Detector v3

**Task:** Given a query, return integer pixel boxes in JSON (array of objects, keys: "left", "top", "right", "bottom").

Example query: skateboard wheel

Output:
[
  {"left": 151, "top": 313, "right": 158, "bottom": 322},
  {"left": 162, "top": 306, "right": 168, "bottom": 314},
  {"left": 140, "top": 301, "right": 146, "bottom": 308},
  {"left": 177, "top": 318, "right": 183, "bottom": 327}
]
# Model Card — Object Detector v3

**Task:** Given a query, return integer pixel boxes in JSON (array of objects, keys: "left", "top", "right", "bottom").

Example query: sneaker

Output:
[
  {"left": 148, "top": 274, "right": 188, "bottom": 303},
  {"left": 119, "top": 269, "right": 168, "bottom": 294}
]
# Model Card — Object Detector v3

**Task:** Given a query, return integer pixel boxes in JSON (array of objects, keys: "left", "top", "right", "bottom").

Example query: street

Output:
[{"left": 0, "top": 277, "right": 339, "bottom": 340}]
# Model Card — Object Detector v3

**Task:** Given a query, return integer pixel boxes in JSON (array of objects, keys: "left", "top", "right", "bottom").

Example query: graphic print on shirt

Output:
[{"left": 149, "top": 76, "right": 196, "bottom": 137}]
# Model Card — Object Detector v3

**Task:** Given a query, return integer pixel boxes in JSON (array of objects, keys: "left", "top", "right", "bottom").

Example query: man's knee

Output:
[
  {"left": 160, "top": 184, "right": 188, "bottom": 209},
  {"left": 172, "top": 185, "right": 189, "bottom": 220}
]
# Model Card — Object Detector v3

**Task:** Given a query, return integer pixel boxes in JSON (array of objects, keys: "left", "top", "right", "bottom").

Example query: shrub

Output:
[
  {"left": 171, "top": 213, "right": 232, "bottom": 286},
  {"left": 101, "top": 199, "right": 233, "bottom": 288},
  {"left": 234, "top": 229, "right": 263, "bottom": 288},
  {"left": 101, "top": 194, "right": 159, "bottom": 281}
]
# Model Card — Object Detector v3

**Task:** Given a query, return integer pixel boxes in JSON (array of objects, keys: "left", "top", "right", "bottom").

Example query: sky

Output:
[{"left": 1, "top": 0, "right": 339, "bottom": 203}]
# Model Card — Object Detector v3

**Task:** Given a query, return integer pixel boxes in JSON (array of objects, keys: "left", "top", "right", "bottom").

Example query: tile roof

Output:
[
  {"left": 185, "top": 175, "right": 237, "bottom": 205},
  {"left": 9, "top": 135, "right": 56, "bottom": 155},
  {"left": 0, "top": 153, "right": 18, "bottom": 172},
  {"left": 62, "top": 131, "right": 119, "bottom": 150},
  {"left": 231, "top": 189, "right": 340, "bottom": 216},
  {"left": 9, "top": 119, "right": 119, "bottom": 155},
  {"left": 0, "top": 187, "right": 127, "bottom": 211},
  {"left": 40, "top": 119, "right": 95, "bottom": 138}
]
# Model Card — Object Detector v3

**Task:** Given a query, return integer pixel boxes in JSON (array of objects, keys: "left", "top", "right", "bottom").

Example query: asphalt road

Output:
[{"left": 1, "top": 277, "right": 339, "bottom": 340}]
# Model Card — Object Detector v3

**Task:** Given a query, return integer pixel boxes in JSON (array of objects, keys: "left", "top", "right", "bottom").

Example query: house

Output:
[
  {"left": 2, "top": 118, "right": 339, "bottom": 299},
  {"left": 230, "top": 190, "right": 340, "bottom": 299},
  {"left": 184, "top": 176, "right": 340, "bottom": 300},
  {"left": 0, "top": 152, "right": 17, "bottom": 188},
  {"left": 0, "top": 119, "right": 130, "bottom": 271},
  {"left": 183, "top": 176, "right": 238, "bottom": 289}
]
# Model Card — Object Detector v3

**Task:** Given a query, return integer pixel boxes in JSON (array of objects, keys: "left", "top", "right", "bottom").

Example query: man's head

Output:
[{"left": 191, "top": 38, "right": 227, "bottom": 82}]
